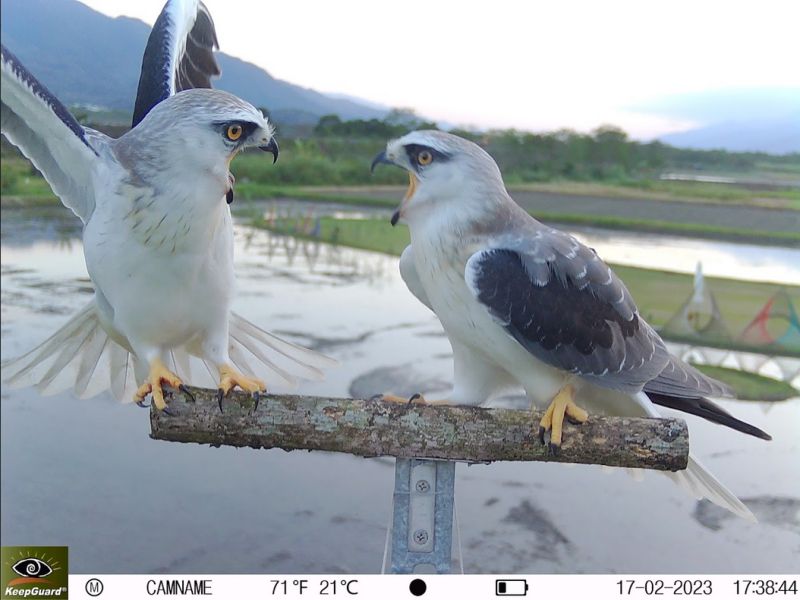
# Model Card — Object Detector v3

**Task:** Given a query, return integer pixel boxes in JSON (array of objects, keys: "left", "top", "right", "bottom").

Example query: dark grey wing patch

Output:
[
  {"left": 465, "top": 232, "right": 669, "bottom": 393},
  {"left": 1, "top": 45, "right": 95, "bottom": 153},
  {"left": 132, "top": 0, "right": 220, "bottom": 127}
]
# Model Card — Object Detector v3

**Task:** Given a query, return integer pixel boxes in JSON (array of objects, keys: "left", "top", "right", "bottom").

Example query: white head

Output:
[
  {"left": 119, "top": 88, "right": 278, "bottom": 202},
  {"left": 371, "top": 130, "right": 506, "bottom": 227}
]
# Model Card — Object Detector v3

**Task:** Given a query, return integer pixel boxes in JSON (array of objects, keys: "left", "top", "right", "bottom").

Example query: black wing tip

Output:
[
  {"left": 132, "top": 0, "right": 221, "bottom": 128},
  {"left": 647, "top": 392, "right": 772, "bottom": 441},
  {"left": 197, "top": 1, "right": 221, "bottom": 49},
  {"left": 734, "top": 423, "right": 772, "bottom": 441},
  {"left": 1, "top": 44, "right": 21, "bottom": 69}
]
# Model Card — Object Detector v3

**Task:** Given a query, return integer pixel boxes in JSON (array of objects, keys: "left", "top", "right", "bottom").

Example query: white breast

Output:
[{"left": 83, "top": 172, "right": 234, "bottom": 350}]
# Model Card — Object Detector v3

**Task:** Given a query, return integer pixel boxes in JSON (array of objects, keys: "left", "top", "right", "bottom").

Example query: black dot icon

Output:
[{"left": 409, "top": 578, "right": 427, "bottom": 596}]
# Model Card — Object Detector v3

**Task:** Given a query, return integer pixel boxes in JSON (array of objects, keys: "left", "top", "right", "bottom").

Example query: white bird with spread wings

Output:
[{"left": 2, "top": 0, "right": 334, "bottom": 409}]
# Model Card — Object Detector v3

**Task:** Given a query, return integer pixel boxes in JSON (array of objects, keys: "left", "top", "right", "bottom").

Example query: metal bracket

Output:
[{"left": 384, "top": 458, "right": 459, "bottom": 574}]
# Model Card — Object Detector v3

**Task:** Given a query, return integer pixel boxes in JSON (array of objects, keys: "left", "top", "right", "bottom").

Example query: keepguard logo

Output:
[{"left": 1, "top": 547, "right": 68, "bottom": 599}]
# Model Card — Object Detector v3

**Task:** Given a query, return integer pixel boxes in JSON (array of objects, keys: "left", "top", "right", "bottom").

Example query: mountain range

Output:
[
  {"left": 0, "top": 0, "right": 386, "bottom": 126},
  {"left": 642, "top": 88, "right": 800, "bottom": 154}
]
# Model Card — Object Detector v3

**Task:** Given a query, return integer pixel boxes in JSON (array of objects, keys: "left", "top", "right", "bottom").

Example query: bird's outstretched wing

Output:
[
  {"left": 464, "top": 228, "right": 670, "bottom": 394},
  {"left": 132, "top": 0, "right": 220, "bottom": 127},
  {"left": 1, "top": 45, "right": 100, "bottom": 223}
]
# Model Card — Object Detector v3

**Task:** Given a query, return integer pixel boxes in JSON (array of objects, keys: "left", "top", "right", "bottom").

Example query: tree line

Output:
[
  {"left": 3, "top": 108, "right": 798, "bottom": 189},
  {"left": 308, "top": 109, "right": 797, "bottom": 183}
]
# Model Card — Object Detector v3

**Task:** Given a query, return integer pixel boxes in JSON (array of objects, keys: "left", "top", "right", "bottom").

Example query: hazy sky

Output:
[{"left": 79, "top": 0, "right": 799, "bottom": 139}]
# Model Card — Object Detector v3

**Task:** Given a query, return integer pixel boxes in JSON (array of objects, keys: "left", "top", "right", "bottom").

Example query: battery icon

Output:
[{"left": 496, "top": 579, "right": 528, "bottom": 596}]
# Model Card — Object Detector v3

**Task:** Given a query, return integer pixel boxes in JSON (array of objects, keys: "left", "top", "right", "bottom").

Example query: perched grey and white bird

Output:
[
  {"left": 372, "top": 130, "right": 770, "bottom": 519},
  {"left": 1, "top": 0, "right": 334, "bottom": 408}
]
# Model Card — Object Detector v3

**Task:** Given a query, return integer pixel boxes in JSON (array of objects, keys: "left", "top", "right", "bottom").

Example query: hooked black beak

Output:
[
  {"left": 371, "top": 150, "right": 417, "bottom": 227},
  {"left": 370, "top": 150, "right": 393, "bottom": 173},
  {"left": 259, "top": 138, "right": 279, "bottom": 164}
]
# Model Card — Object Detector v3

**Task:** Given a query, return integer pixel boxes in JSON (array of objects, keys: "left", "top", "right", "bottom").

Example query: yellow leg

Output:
[
  {"left": 537, "top": 384, "right": 588, "bottom": 453},
  {"left": 134, "top": 357, "right": 183, "bottom": 411},
  {"left": 218, "top": 364, "right": 267, "bottom": 396}
]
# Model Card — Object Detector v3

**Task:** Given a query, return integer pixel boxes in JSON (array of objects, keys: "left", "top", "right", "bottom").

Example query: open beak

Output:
[
  {"left": 259, "top": 138, "right": 279, "bottom": 164},
  {"left": 370, "top": 150, "right": 417, "bottom": 227},
  {"left": 226, "top": 172, "right": 235, "bottom": 204},
  {"left": 390, "top": 173, "right": 417, "bottom": 226}
]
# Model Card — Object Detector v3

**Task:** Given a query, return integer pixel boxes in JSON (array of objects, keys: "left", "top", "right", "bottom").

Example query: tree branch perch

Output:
[{"left": 150, "top": 387, "right": 689, "bottom": 471}]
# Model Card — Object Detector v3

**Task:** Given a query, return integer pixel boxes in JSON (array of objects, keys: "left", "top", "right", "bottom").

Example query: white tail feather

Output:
[
  {"left": 631, "top": 391, "right": 755, "bottom": 521},
  {"left": 230, "top": 332, "right": 296, "bottom": 387},
  {"left": 230, "top": 312, "right": 337, "bottom": 375},
  {"left": 3, "top": 304, "right": 336, "bottom": 402},
  {"left": 5, "top": 302, "right": 95, "bottom": 390},
  {"left": 109, "top": 343, "right": 136, "bottom": 401},
  {"left": 666, "top": 456, "right": 756, "bottom": 522},
  {"left": 74, "top": 327, "right": 108, "bottom": 397}
]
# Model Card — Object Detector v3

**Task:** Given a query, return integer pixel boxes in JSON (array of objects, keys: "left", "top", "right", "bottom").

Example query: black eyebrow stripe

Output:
[
  {"left": 404, "top": 143, "right": 451, "bottom": 166},
  {"left": 215, "top": 120, "right": 260, "bottom": 139}
]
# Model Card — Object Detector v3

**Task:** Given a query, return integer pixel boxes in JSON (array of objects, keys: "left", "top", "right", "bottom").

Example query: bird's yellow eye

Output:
[
  {"left": 417, "top": 150, "right": 433, "bottom": 166},
  {"left": 226, "top": 124, "right": 243, "bottom": 141}
]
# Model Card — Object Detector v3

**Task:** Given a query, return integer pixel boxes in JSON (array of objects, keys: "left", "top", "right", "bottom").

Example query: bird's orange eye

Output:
[
  {"left": 417, "top": 150, "right": 433, "bottom": 166},
  {"left": 226, "top": 124, "right": 243, "bottom": 141}
]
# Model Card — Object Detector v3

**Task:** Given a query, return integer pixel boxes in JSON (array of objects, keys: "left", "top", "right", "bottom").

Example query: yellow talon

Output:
[
  {"left": 565, "top": 399, "right": 589, "bottom": 423},
  {"left": 134, "top": 357, "right": 183, "bottom": 411},
  {"left": 218, "top": 364, "right": 266, "bottom": 395},
  {"left": 539, "top": 397, "right": 557, "bottom": 431},
  {"left": 537, "top": 384, "right": 588, "bottom": 451}
]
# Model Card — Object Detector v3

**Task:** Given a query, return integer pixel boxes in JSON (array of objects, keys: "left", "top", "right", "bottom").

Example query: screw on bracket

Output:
[
  {"left": 415, "top": 479, "right": 430, "bottom": 493},
  {"left": 412, "top": 529, "right": 429, "bottom": 545}
]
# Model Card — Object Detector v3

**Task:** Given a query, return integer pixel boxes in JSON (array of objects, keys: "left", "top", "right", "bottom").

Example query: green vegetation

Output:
[
  {"left": 692, "top": 365, "right": 797, "bottom": 401},
  {"left": 612, "top": 179, "right": 799, "bottom": 208},
  {"left": 4, "top": 109, "right": 797, "bottom": 210},
  {"left": 256, "top": 215, "right": 800, "bottom": 336},
  {"left": 514, "top": 211, "right": 800, "bottom": 245},
  {"left": 511, "top": 180, "right": 799, "bottom": 209},
  {"left": 257, "top": 215, "right": 412, "bottom": 256},
  {"left": 234, "top": 182, "right": 395, "bottom": 206},
  {"left": 1, "top": 157, "right": 57, "bottom": 201},
  {"left": 3, "top": 168, "right": 798, "bottom": 246},
  {"left": 240, "top": 187, "right": 799, "bottom": 244},
  {"left": 226, "top": 123, "right": 799, "bottom": 206}
]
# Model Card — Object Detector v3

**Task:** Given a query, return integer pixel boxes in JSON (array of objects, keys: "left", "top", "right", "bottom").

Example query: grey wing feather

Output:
[
  {"left": 399, "top": 245, "right": 433, "bottom": 311},
  {"left": 132, "top": 0, "right": 220, "bottom": 127},
  {"left": 645, "top": 355, "right": 733, "bottom": 398},
  {"left": 465, "top": 227, "right": 670, "bottom": 393},
  {"left": 1, "top": 45, "right": 101, "bottom": 223}
]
